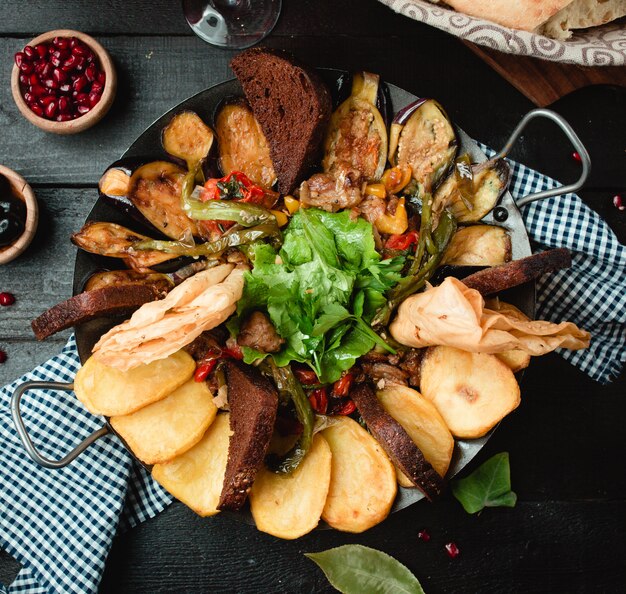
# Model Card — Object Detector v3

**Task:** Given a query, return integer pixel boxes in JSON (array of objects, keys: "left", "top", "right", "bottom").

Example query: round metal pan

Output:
[{"left": 11, "top": 69, "right": 591, "bottom": 525}]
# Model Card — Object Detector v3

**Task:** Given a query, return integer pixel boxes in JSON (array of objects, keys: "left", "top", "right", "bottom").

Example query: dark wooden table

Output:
[{"left": 1, "top": 1, "right": 625, "bottom": 592}]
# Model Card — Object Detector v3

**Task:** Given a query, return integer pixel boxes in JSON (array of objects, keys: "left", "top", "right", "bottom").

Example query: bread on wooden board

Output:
[{"left": 230, "top": 48, "right": 332, "bottom": 194}]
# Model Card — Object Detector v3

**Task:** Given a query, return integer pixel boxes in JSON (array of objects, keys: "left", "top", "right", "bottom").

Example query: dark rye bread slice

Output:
[
  {"left": 351, "top": 383, "right": 443, "bottom": 501},
  {"left": 461, "top": 248, "right": 571, "bottom": 296},
  {"left": 218, "top": 360, "right": 278, "bottom": 511},
  {"left": 230, "top": 48, "right": 332, "bottom": 194},
  {"left": 31, "top": 285, "right": 160, "bottom": 341}
]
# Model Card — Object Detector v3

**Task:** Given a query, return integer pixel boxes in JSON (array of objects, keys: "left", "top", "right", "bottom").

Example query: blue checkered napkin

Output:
[
  {"left": 0, "top": 336, "right": 172, "bottom": 594},
  {"left": 481, "top": 145, "right": 626, "bottom": 384}
]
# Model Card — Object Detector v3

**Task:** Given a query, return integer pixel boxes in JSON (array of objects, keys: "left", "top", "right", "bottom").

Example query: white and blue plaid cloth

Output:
[{"left": 1, "top": 154, "right": 625, "bottom": 593}]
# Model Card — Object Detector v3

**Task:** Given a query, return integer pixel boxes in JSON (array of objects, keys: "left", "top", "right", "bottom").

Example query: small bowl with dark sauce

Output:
[{"left": 0, "top": 165, "right": 38, "bottom": 265}]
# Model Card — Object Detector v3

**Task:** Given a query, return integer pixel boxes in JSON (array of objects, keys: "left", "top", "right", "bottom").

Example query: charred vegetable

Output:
[
  {"left": 128, "top": 161, "right": 202, "bottom": 241},
  {"left": 265, "top": 362, "right": 315, "bottom": 474},
  {"left": 322, "top": 72, "right": 388, "bottom": 182},
  {"left": 215, "top": 101, "right": 277, "bottom": 189},
  {"left": 161, "top": 111, "right": 215, "bottom": 174},
  {"left": 71, "top": 221, "right": 179, "bottom": 270},
  {"left": 84, "top": 269, "right": 174, "bottom": 294},
  {"left": 389, "top": 99, "right": 457, "bottom": 194},
  {"left": 441, "top": 225, "right": 512, "bottom": 267},
  {"left": 433, "top": 157, "right": 510, "bottom": 223}
]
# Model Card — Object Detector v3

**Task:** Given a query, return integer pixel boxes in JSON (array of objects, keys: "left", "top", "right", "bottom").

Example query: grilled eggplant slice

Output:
[
  {"left": 442, "top": 225, "right": 512, "bottom": 267},
  {"left": 389, "top": 99, "right": 457, "bottom": 193},
  {"left": 71, "top": 221, "right": 179, "bottom": 270},
  {"left": 322, "top": 72, "right": 388, "bottom": 182},
  {"left": 433, "top": 158, "right": 510, "bottom": 223},
  {"left": 84, "top": 269, "right": 173, "bottom": 294},
  {"left": 128, "top": 161, "right": 202, "bottom": 241},
  {"left": 162, "top": 111, "right": 215, "bottom": 172},
  {"left": 215, "top": 100, "right": 277, "bottom": 188}
]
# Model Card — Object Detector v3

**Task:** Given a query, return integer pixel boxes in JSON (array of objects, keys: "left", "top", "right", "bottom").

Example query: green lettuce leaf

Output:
[{"left": 232, "top": 208, "right": 404, "bottom": 382}]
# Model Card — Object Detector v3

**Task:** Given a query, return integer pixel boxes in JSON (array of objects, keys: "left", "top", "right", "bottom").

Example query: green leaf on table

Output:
[
  {"left": 305, "top": 545, "right": 425, "bottom": 594},
  {"left": 450, "top": 452, "right": 517, "bottom": 514}
]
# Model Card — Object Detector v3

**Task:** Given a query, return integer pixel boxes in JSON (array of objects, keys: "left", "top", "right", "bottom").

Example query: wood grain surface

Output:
[{"left": 1, "top": 1, "right": 625, "bottom": 592}]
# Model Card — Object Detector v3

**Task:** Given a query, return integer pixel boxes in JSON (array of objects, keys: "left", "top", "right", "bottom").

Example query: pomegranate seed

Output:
[
  {"left": 29, "top": 73, "right": 39, "bottom": 86},
  {"left": 58, "top": 96, "right": 70, "bottom": 113},
  {"left": 91, "top": 81, "right": 104, "bottom": 95},
  {"left": 72, "top": 41, "right": 89, "bottom": 56},
  {"left": 62, "top": 55, "right": 78, "bottom": 71},
  {"left": 49, "top": 54, "right": 62, "bottom": 68},
  {"left": 97, "top": 71, "right": 106, "bottom": 85},
  {"left": 35, "top": 43, "right": 48, "bottom": 58},
  {"left": 19, "top": 61, "right": 33, "bottom": 74},
  {"left": 77, "top": 105, "right": 90, "bottom": 115},
  {"left": 30, "top": 103, "right": 44, "bottom": 117},
  {"left": 0, "top": 350, "right": 6, "bottom": 364},
  {"left": 40, "top": 95, "right": 57, "bottom": 106},
  {"left": 34, "top": 60, "right": 46, "bottom": 74},
  {"left": 30, "top": 84, "right": 46, "bottom": 98},
  {"left": 73, "top": 75, "right": 88, "bottom": 92},
  {"left": 74, "top": 56, "right": 86, "bottom": 71},
  {"left": 418, "top": 529, "right": 431, "bottom": 542},
  {"left": 571, "top": 151, "right": 582, "bottom": 163},
  {"left": 85, "top": 63, "right": 97, "bottom": 82},
  {"left": 23, "top": 45, "right": 35, "bottom": 59},
  {"left": 44, "top": 100, "right": 58, "bottom": 118},
  {"left": 14, "top": 52, "right": 25, "bottom": 67},
  {"left": 53, "top": 68, "right": 67, "bottom": 83},
  {"left": 335, "top": 399, "right": 356, "bottom": 415},
  {"left": 333, "top": 372, "right": 354, "bottom": 397},
  {"left": 88, "top": 91, "right": 101, "bottom": 108},
  {"left": 43, "top": 78, "right": 58, "bottom": 90},
  {"left": 56, "top": 114, "right": 73, "bottom": 122},
  {"left": 0, "top": 292, "right": 16, "bottom": 306},
  {"left": 23, "top": 92, "right": 34, "bottom": 105},
  {"left": 75, "top": 92, "right": 89, "bottom": 105},
  {"left": 19, "top": 73, "right": 29, "bottom": 86},
  {"left": 444, "top": 542, "right": 460, "bottom": 559},
  {"left": 41, "top": 63, "right": 53, "bottom": 78},
  {"left": 613, "top": 194, "right": 625, "bottom": 211},
  {"left": 53, "top": 37, "right": 70, "bottom": 49},
  {"left": 58, "top": 83, "right": 71, "bottom": 95},
  {"left": 308, "top": 387, "right": 328, "bottom": 415}
]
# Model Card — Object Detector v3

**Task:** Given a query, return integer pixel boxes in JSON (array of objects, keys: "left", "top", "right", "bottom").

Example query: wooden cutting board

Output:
[{"left": 463, "top": 41, "right": 626, "bottom": 106}]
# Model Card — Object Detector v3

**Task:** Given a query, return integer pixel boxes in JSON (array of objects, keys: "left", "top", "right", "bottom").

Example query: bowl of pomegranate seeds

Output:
[{"left": 11, "top": 29, "right": 116, "bottom": 135}]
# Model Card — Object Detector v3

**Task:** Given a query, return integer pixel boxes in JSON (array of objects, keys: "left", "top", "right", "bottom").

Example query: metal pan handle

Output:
[
  {"left": 493, "top": 108, "right": 591, "bottom": 207},
  {"left": 10, "top": 380, "right": 110, "bottom": 469}
]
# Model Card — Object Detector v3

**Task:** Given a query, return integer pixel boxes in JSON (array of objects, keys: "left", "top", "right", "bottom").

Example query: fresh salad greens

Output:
[
  {"left": 306, "top": 545, "right": 426, "bottom": 594},
  {"left": 451, "top": 452, "right": 517, "bottom": 514},
  {"left": 232, "top": 208, "right": 405, "bottom": 383}
]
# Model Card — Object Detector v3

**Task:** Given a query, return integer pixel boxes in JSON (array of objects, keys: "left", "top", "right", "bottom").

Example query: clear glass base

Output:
[{"left": 183, "top": 0, "right": 282, "bottom": 50}]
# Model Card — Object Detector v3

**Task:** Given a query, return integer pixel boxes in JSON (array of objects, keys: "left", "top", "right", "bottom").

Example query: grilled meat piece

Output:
[
  {"left": 218, "top": 360, "right": 278, "bottom": 511},
  {"left": 351, "top": 383, "right": 443, "bottom": 500},
  {"left": 237, "top": 311, "right": 285, "bottom": 353},
  {"left": 299, "top": 170, "right": 363, "bottom": 212},
  {"left": 360, "top": 361, "right": 408, "bottom": 388}
]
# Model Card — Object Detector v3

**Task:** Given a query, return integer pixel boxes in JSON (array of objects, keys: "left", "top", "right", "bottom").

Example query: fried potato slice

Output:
[
  {"left": 420, "top": 346, "right": 520, "bottom": 439},
  {"left": 321, "top": 416, "right": 396, "bottom": 533},
  {"left": 377, "top": 385, "right": 454, "bottom": 487},
  {"left": 110, "top": 379, "right": 217, "bottom": 465},
  {"left": 486, "top": 298, "right": 532, "bottom": 372},
  {"left": 152, "top": 413, "right": 231, "bottom": 517},
  {"left": 442, "top": 225, "right": 511, "bottom": 267},
  {"left": 74, "top": 350, "right": 195, "bottom": 416},
  {"left": 250, "top": 434, "right": 332, "bottom": 539}
]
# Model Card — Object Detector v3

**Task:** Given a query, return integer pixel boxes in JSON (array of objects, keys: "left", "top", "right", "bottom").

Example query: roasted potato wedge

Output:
[
  {"left": 442, "top": 225, "right": 511, "bottom": 267},
  {"left": 377, "top": 385, "right": 454, "bottom": 487},
  {"left": 162, "top": 111, "right": 215, "bottom": 171},
  {"left": 74, "top": 350, "right": 195, "bottom": 416},
  {"left": 152, "top": 413, "right": 231, "bottom": 517},
  {"left": 486, "top": 299, "right": 532, "bottom": 372},
  {"left": 250, "top": 434, "right": 332, "bottom": 539},
  {"left": 420, "top": 346, "right": 520, "bottom": 438},
  {"left": 215, "top": 101, "right": 276, "bottom": 188},
  {"left": 110, "top": 379, "right": 217, "bottom": 465},
  {"left": 321, "top": 416, "right": 396, "bottom": 533}
]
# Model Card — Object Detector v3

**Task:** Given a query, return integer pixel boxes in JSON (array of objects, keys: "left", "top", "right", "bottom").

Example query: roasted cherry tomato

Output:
[
  {"left": 385, "top": 230, "right": 419, "bottom": 251},
  {"left": 308, "top": 387, "right": 328, "bottom": 415},
  {"left": 332, "top": 372, "right": 354, "bottom": 397},
  {"left": 202, "top": 171, "right": 275, "bottom": 206}
]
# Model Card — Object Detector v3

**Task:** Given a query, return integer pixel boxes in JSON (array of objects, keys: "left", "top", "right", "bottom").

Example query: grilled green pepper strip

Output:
[
  {"left": 133, "top": 223, "right": 280, "bottom": 256},
  {"left": 265, "top": 361, "right": 314, "bottom": 475},
  {"left": 372, "top": 208, "right": 456, "bottom": 327}
]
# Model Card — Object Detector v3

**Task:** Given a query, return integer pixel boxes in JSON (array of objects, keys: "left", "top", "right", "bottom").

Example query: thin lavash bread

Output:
[{"left": 440, "top": 0, "right": 626, "bottom": 40}]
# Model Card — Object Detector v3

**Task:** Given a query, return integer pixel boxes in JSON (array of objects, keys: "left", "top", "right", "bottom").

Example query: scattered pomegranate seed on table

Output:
[
  {"left": 444, "top": 542, "right": 460, "bottom": 559},
  {"left": 0, "top": 292, "right": 16, "bottom": 306},
  {"left": 15, "top": 36, "right": 105, "bottom": 122},
  {"left": 571, "top": 151, "right": 582, "bottom": 163},
  {"left": 0, "top": 350, "right": 7, "bottom": 364},
  {"left": 613, "top": 194, "right": 625, "bottom": 211},
  {"left": 417, "top": 528, "right": 431, "bottom": 542}
]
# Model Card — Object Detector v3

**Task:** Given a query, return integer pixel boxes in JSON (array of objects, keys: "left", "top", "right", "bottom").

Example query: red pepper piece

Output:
[
  {"left": 332, "top": 372, "right": 354, "bottom": 397},
  {"left": 222, "top": 344, "right": 244, "bottom": 360},
  {"left": 194, "top": 358, "right": 218, "bottom": 382},
  {"left": 308, "top": 387, "right": 328, "bottom": 415},
  {"left": 334, "top": 399, "right": 356, "bottom": 416},
  {"left": 385, "top": 230, "right": 419, "bottom": 251}
]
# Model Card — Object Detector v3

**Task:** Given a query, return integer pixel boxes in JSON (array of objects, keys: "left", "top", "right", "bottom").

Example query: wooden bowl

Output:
[
  {"left": 11, "top": 29, "right": 117, "bottom": 135},
  {"left": 0, "top": 165, "right": 38, "bottom": 265}
]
